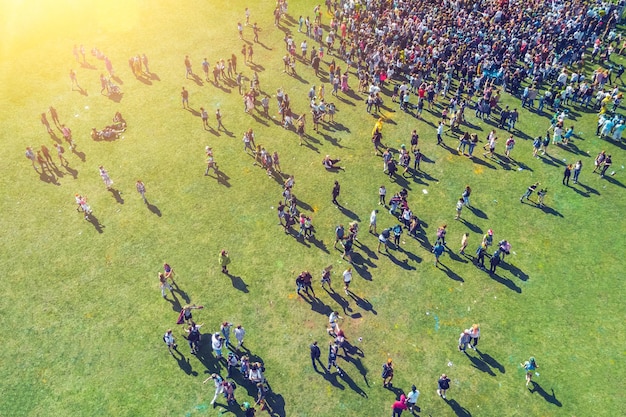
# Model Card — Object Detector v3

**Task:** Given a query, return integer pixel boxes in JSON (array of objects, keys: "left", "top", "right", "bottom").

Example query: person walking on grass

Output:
[
  {"left": 437, "top": 374, "right": 451, "bottom": 399},
  {"left": 221, "top": 321, "right": 233, "bottom": 347},
  {"left": 521, "top": 357, "right": 538, "bottom": 387},
  {"left": 600, "top": 154, "right": 612, "bottom": 178},
  {"left": 186, "top": 322, "right": 203, "bottom": 355},
  {"left": 334, "top": 224, "right": 345, "bottom": 250},
  {"left": 219, "top": 250, "right": 231, "bottom": 274},
  {"left": 342, "top": 267, "right": 352, "bottom": 294},
  {"left": 310, "top": 341, "right": 322, "bottom": 371},
  {"left": 537, "top": 188, "right": 548, "bottom": 207},
  {"left": 99, "top": 166, "right": 113, "bottom": 190},
  {"left": 215, "top": 108, "right": 225, "bottom": 131},
  {"left": 332, "top": 180, "right": 340, "bottom": 206},
  {"left": 475, "top": 243, "right": 487, "bottom": 270},
  {"left": 520, "top": 182, "right": 539, "bottom": 202},
  {"left": 382, "top": 358, "right": 394, "bottom": 387},
  {"left": 455, "top": 197, "right": 464, "bottom": 220},
  {"left": 468, "top": 324, "right": 480, "bottom": 350},
  {"left": 379, "top": 185, "right": 387, "bottom": 206},
  {"left": 328, "top": 342, "right": 344, "bottom": 376},
  {"left": 369, "top": 209, "right": 378, "bottom": 234},
  {"left": 163, "top": 329, "right": 178, "bottom": 355},
  {"left": 204, "top": 373, "right": 224, "bottom": 406},
  {"left": 433, "top": 242, "right": 445, "bottom": 266},
  {"left": 181, "top": 87, "right": 189, "bottom": 108},
  {"left": 136, "top": 180, "right": 147, "bottom": 203}
]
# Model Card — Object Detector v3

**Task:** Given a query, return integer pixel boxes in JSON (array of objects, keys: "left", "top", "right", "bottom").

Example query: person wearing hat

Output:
[
  {"left": 218, "top": 250, "right": 231, "bottom": 274},
  {"left": 406, "top": 385, "right": 420, "bottom": 412},
  {"left": 437, "top": 373, "right": 451, "bottom": 399},
  {"left": 482, "top": 229, "right": 494, "bottom": 248}
]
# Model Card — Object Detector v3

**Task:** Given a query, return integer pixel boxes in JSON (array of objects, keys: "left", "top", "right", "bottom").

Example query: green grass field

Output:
[{"left": 1, "top": 1, "right": 625, "bottom": 416}]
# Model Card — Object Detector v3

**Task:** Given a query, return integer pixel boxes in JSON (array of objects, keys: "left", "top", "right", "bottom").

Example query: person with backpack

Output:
[
  {"left": 310, "top": 341, "right": 322, "bottom": 371},
  {"left": 163, "top": 329, "right": 178, "bottom": 355},
  {"left": 489, "top": 250, "right": 501, "bottom": 274},
  {"left": 432, "top": 242, "right": 445, "bottom": 266},
  {"left": 521, "top": 357, "right": 539, "bottom": 387},
  {"left": 382, "top": 358, "right": 394, "bottom": 387}
]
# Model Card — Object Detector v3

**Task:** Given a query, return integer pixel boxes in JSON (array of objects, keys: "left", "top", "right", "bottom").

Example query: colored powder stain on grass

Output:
[
  {"left": 474, "top": 166, "right": 484, "bottom": 175},
  {"left": 434, "top": 314, "right": 440, "bottom": 331}
]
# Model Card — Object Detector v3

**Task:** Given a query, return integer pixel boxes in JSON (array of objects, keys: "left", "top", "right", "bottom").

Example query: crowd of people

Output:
[{"left": 25, "top": 0, "right": 626, "bottom": 414}]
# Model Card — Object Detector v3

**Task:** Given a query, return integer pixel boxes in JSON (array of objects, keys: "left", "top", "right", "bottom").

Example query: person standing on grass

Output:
[
  {"left": 219, "top": 250, "right": 231, "bottom": 274},
  {"left": 334, "top": 224, "right": 345, "bottom": 250},
  {"left": 379, "top": 185, "right": 387, "bottom": 206},
  {"left": 382, "top": 359, "right": 394, "bottom": 387},
  {"left": 563, "top": 164, "right": 572, "bottom": 186},
  {"left": 310, "top": 341, "right": 322, "bottom": 371},
  {"left": 341, "top": 236, "right": 353, "bottom": 263},
  {"left": 391, "top": 394, "right": 408, "bottom": 417},
  {"left": 460, "top": 233, "right": 469, "bottom": 255},
  {"left": 211, "top": 332, "right": 225, "bottom": 359},
  {"left": 520, "top": 182, "right": 539, "bottom": 202},
  {"left": 332, "top": 180, "right": 340, "bottom": 206},
  {"left": 458, "top": 329, "right": 471, "bottom": 353},
  {"left": 468, "top": 324, "right": 480, "bottom": 350},
  {"left": 436, "top": 120, "right": 444, "bottom": 145},
  {"left": 221, "top": 322, "right": 233, "bottom": 347},
  {"left": 159, "top": 272, "right": 172, "bottom": 298},
  {"left": 136, "top": 180, "right": 147, "bottom": 203},
  {"left": 489, "top": 250, "right": 501, "bottom": 274},
  {"left": 186, "top": 322, "right": 202, "bottom": 355},
  {"left": 455, "top": 198, "right": 464, "bottom": 220},
  {"left": 184, "top": 55, "right": 193, "bottom": 78},
  {"left": 462, "top": 185, "right": 471, "bottom": 207},
  {"left": 573, "top": 160, "right": 582, "bottom": 184},
  {"left": 392, "top": 224, "right": 403, "bottom": 247},
  {"left": 299, "top": 270, "right": 315, "bottom": 297},
  {"left": 475, "top": 243, "right": 487, "bottom": 270},
  {"left": 521, "top": 357, "right": 538, "bottom": 387},
  {"left": 205, "top": 147, "right": 218, "bottom": 176},
  {"left": 69, "top": 69, "right": 80, "bottom": 90},
  {"left": 200, "top": 107, "right": 209, "bottom": 129},
  {"left": 437, "top": 374, "right": 451, "bottom": 399},
  {"left": 25, "top": 147, "right": 38, "bottom": 170},
  {"left": 406, "top": 385, "right": 420, "bottom": 413},
  {"left": 234, "top": 324, "right": 245, "bottom": 349},
  {"left": 369, "top": 210, "right": 378, "bottom": 234},
  {"left": 532, "top": 136, "right": 542, "bottom": 158},
  {"left": 342, "top": 267, "right": 352, "bottom": 294},
  {"left": 378, "top": 228, "right": 390, "bottom": 252},
  {"left": 505, "top": 135, "right": 515, "bottom": 159},
  {"left": 181, "top": 87, "right": 189, "bottom": 109},
  {"left": 328, "top": 311, "right": 341, "bottom": 336},
  {"left": 163, "top": 329, "right": 178, "bottom": 355}
]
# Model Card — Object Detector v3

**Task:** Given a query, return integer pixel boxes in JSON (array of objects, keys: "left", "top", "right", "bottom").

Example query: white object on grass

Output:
[{"left": 422, "top": 189, "right": 428, "bottom": 194}]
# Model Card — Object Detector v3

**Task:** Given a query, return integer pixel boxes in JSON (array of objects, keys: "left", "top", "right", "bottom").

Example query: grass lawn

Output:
[{"left": 1, "top": 1, "right": 625, "bottom": 416}]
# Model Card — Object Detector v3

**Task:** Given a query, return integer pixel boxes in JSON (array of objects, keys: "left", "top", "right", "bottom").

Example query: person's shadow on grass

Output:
[
  {"left": 489, "top": 272, "right": 521, "bottom": 293},
  {"left": 174, "top": 351, "right": 198, "bottom": 376},
  {"left": 444, "top": 398, "right": 472, "bottom": 416},
  {"left": 109, "top": 188, "right": 124, "bottom": 204},
  {"left": 86, "top": 214, "right": 104, "bottom": 233},
  {"left": 147, "top": 202, "right": 162, "bottom": 217},
  {"left": 465, "top": 352, "right": 496, "bottom": 376},
  {"left": 478, "top": 350, "right": 505, "bottom": 373},
  {"left": 225, "top": 272, "right": 249, "bottom": 293},
  {"left": 529, "top": 383, "right": 563, "bottom": 407},
  {"left": 337, "top": 369, "right": 368, "bottom": 397}
]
